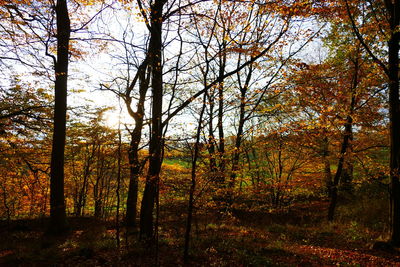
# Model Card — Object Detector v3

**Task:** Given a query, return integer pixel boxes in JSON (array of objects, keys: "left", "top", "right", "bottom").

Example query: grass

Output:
[{"left": 163, "top": 157, "right": 191, "bottom": 168}]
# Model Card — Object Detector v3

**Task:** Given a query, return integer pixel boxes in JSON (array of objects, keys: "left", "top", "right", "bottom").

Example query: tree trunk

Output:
[
  {"left": 116, "top": 122, "right": 122, "bottom": 248},
  {"left": 228, "top": 87, "right": 245, "bottom": 202},
  {"left": 340, "top": 156, "right": 354, "bottom": 193},
  {"left": 345, "top": 0, "right": 400, "bottom": 245},
  {"left": 217, "top": 84, "right": 225, "bottom": 179},
  {"left": 229, "top": 65, "right": 252, "bottom": 190},
  {"left": 388, "top": 1, "right": 400, "bottom": 246},
  {"left": 328, "top": 56, "right": 358, "bottom": 221},
  {"left": 139, "top": 0, "right": 164, "bottom": 240},
  {"left": 125, "top": 132, "right": 141, "bottom": 228},
  {"left": 125, "top": 63, "right": 149, "bottom": 229},
  {"left": 48, "top": 0, "right": 70, "bottom": 234},
  {"left": 94, "top": 148, "right": 104, "bottom": 218},
  {"left": 217, "top": 43, "right": 227, "bottom": 183},
  {"left": 184, "top": 92, "right": 207, "bottom": 263},
  {"left": 207, "top": 90, "right": 217, "bottom": 174},
  {"left": 327, "top": 95, "right": 355, "bottom": 222}
]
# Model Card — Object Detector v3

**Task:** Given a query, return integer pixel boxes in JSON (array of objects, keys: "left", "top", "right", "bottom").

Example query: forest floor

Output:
[{"left": 1, "top": 200, "right": 400, "bottom": 266}]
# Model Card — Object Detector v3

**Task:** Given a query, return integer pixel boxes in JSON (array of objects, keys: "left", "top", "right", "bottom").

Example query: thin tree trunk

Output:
[
  {"left": 327, "top": 101, "right": 354, "bottom": 222},
  {"left": 116, "top": 120, "right": 122, "bottom": 248},
  {"left": 229, "top": 65, "right": 252, "bottom": 190},
  {"left": 184, "top": 90, "right": 207, "bottom": 263},
  {"left": 217, "top": 89, "right": 225, "bottom": 172},
  {"left": 76, "top": 146, "right": 94, "bottom": 216},
  {"left": 328, "top": 56, "right": 358, "bottom": 221},
  {"left": 94, "top": 147, "right": 104, "bottom": 218},
  {"left": 207, "top": 90, "right": 217, "bottom": 174},
  {"left": 217, "top": 43, "right": 227, "bottom": 183}
]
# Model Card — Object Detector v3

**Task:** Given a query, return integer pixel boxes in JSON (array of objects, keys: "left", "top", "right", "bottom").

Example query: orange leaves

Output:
[
  {"left": 290, "top": 244, "right": 399, "bottom": 266},
  {"left": 0, "top": 0, "right": 32, "bottom": 5},
  {"left": 69, "top": 40, "right": 88, "bottom": 59},
  {"left": 76, "top": 0, "right": 97, "bottom": 6},
  {"left": 261, "top": 0, "right": 335, "bottom": 18}
]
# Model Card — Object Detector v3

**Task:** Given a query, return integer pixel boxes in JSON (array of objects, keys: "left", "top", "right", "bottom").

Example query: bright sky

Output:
[{"left": 1, "top": 1, "right": 328, "bottom": 141}]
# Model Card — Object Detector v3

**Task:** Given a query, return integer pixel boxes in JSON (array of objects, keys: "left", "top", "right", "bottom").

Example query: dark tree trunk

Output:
[
  {"left": 217, "top": 83, "right": 225, "bottom": 175},
  {"left": 125, "top": 61, "right": 149, "bottom": 229},
  {"left": 345, "top": 0, "right": 400, "bottom": 245},
  {"left": 328, "top": 56, "right": 358, "bottom": 221},
  {"left": 340, "top": 110, "right": 354, "bottom": 194},
  {"left": 327, "top": 118, "right": 352, "bottom": 221},
  {"left": 229, "top": 66, "right": 252, "bottom": 190},
  {"left": 1, "top": 184, "right": 11, "bottom": 224},
  {"left": 116, "top": 123, "right": 122, "bottom": 248},
  {"left": 139, "top": 0, "right": 164, "bottom": 240},
  {"left": 48, "top": 0, "right": 70, "bottom": 234},
  {"left": 229, "top": 94, "right": 245, "bottom": 187},
  {"left": 76, "top": 144, "right": 95, "bottom": 216},
  {"left": 94, "top": 148, "right": 105, "bottom": 218},
  {"left": 207, "top": 90, "right": 217, "bottom": 174},
  {"left": 184, "top": 92, "right": 207, "bottom": 263},
  {"left": 217, "top": 43, "right": 227, "bottom": 180},
  {"left": 251, "top": 145, "right": 261, "bottom": 187},
  {"left": 125, "top": 129, "right": 142, "bottom": 228},
  {"left": 340, "top": 152, "right": 354, "bottom": 193},
  {"left": 387, "top": 0, "right": 400, "bottom": 246}
]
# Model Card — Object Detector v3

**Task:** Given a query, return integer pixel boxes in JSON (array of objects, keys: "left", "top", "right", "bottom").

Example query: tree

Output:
[
  {"left": 183, "top": 88, "right": 207, "bottom": 263},
  {"left": 287, "top": 51, "right": 386, "bottom": 220},
  {"left": 139, "top": 0, "right": 165, "bottom": 240},
  {"left": 138, "top": 0, "right": 321, "bottom": 239},
  {"left": 343, "top": 0, "right": 400, "bottom": 246},
  {"left": 1, "top": 0, "right": 112, "bottom": 233},
  {"left": 0, "top": 79, "right": 53, "bottom": 220},
  {"left": 47, "top": 0, "right": 71, "bottom": 233}
]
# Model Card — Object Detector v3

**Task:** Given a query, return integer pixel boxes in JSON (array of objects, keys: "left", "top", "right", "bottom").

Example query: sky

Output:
[{"left": 1, "top": 0, "right": 329, "bottom": 142}]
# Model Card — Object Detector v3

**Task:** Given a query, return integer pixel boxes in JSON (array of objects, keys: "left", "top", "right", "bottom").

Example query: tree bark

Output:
[
  {"left": 387, "top": 0, "right": 400, "bottom": 246},
  {"left": 217, "top": 42, "right": 227, "bottom": 183},
  {"left": 328, "top": 56, "right": 358, "bottom": 221},
  {"left": 184, "top": 92, "right": 207, "bottom": 263},
  {"left": 345, "top": 0, "right": 400, "bottom": 245},
  {"left": 327, "top": 116, "right": 353, "bottom": 221},
  {"left": 48, "top": 0, "right": 70, "bottom": 234},
  {"left": 125, "top": 61, "right": 149, "bottom": 229},
  {"left": 125, "top": 128, "right": 142, "bottom": 228},
  {"left": 229, "top": 65, "right": 252, "bottom": 190},
  {"left": 139, "top": 0, "right": 164, "bottom": 240},
  {"left": 207, "top": 90, "right": 217, "bottom": 174}
]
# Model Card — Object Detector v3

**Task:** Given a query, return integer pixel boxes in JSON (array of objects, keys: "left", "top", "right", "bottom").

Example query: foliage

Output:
[{"left": 0, "top": 0, "right": 397, "bottom": 264}]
